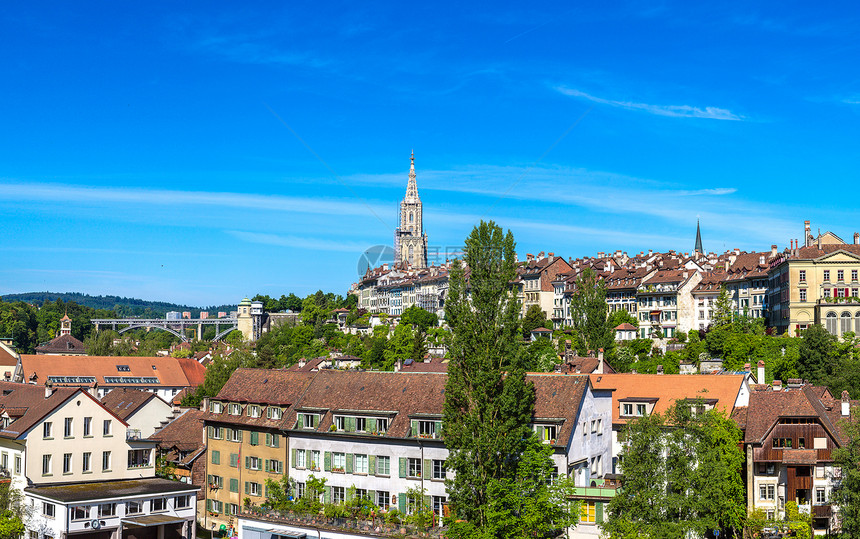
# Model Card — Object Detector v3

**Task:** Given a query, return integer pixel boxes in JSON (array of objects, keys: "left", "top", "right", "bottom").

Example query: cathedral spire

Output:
[
  {"left": 694, "top": 219, "right": 703, "bottom": 254},
  {"left": 405, "top": 150, "right": 419, "bottom": 203}
]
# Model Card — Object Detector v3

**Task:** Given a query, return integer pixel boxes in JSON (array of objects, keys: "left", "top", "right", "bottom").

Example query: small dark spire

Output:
[{"left": 694, "top": 220, "right": 703, "bottom": 253}]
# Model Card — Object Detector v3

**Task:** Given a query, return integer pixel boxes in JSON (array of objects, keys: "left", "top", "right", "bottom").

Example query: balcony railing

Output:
[
  {"left": 127, "top": 429, "right": 142, "bottom": 440},
  {"left": 240, "top": 507, "right": 447, "bottom": 538}
]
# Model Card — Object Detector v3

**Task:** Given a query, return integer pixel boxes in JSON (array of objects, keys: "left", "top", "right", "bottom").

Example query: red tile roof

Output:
[
  {"left": 101, "top": 388, "right": 163, "bottom": 420},
  {"left": 34, "top": 334, "right": 87, "bottom": 355},
  {"left": 20, "top": 355, "right": 199, "bottom": 388}
]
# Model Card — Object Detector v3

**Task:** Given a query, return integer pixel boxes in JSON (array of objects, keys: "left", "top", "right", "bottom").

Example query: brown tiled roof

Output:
[
  {"left": 176, "top": 357, "right": 206, "bottom": 387},
  {"left": 101, "top": 388, "right": 163, "bottom": 420},
  {"left": 743, "top": 385, "right": 855, "bottom": 445},
  {"left": 785, "top": 244, "right": 860, "bottom": 261},
  {"left": 614, "top": 323, "right": 636, "bottom": 331},
  {"left": 286, "top": 357, "right": 327, "bottom": 372},
  {"left": 642, "top": 269, "right": 689, "bottom": 285},
  {"left": 0, "top": 342, "right": 18, "bottom": 367},
  {"left": 20, "top": 355, "right": 197, "bottom": 387},
  {"left": 148, "top": 409, "right": 206, "bottom": 452},
  {"left": 34, "top": 334, "right": 87, "bottom": 354},
  {"left": 0, "top": 381, "right": 119, "bottom": 439},
  {"left": 215, "top": 368, "right": 316, "bottom": 406},
  {"left": 731, "top": 406, "right": 748, "bottom": 430},
  {"left": 590, "top": 373, "right": 745, "bottom": 426},
  {"left": 398, "top": 358, "right": 449, "bottom": 372}
]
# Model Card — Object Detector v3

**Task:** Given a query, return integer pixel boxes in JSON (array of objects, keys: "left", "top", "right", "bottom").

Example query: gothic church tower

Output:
[{"left": 394, "top": 152, "right": 428, "bottom": 268}]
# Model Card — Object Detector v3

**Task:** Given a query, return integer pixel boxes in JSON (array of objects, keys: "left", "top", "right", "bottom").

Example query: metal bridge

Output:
[{"left": 90, "top": 317, "right": 239, "bottom": 342}]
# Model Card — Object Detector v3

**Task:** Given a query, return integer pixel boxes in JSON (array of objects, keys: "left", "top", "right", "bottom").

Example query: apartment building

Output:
[
  {"left": 737, "top": 383, "right": 857, "bottom": 535},
  {"left": 203, "top": 368, "right": 613, "bottom": 534},
  {"left": 516, "top": 253, "right": 572, "bottom": 318},
  {"left": 724, "top": 250, "right": 772, "bottom": 320},
  {"left": 0, "top": 381, "right": 197, "bottom": 539},
  {"left": 636, "top": 269, "right": 702, "bottom": 339},
  {"left": 691, "top": 272, "right": 726, "bottom": 330}
]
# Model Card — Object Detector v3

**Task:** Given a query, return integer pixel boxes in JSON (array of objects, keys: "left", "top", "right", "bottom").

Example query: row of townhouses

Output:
[
  {"left": 197, "top": 365, "right": 856, "bottom": 537},
  {"left": 351, "top": 220, "right": 860, "bottom": 341}
]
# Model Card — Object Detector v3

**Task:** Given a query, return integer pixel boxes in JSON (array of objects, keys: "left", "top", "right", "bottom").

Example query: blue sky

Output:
[{"left": 2, "top": 2, "right": 859, "bottom": 306}]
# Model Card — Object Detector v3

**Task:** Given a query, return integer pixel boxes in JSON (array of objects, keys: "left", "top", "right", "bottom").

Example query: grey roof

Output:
[{"left": 25, "top": 478, "right": 197, "bottom": 502}]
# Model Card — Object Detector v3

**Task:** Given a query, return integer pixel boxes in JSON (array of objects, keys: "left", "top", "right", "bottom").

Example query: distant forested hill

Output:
[{"left": 1, "top": 292, "right": 236, "bottom": 318}]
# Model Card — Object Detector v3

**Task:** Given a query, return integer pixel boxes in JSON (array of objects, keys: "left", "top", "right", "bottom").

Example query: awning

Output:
[{"left": 121, "top": 515, "right": 189, "bottom": 528}]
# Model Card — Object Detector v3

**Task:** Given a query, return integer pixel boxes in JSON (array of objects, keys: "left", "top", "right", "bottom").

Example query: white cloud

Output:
[{"left": 555, "top": 86, "right": 744, "bottom": 121}]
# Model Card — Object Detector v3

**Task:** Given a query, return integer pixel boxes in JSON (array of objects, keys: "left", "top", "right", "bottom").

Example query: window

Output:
[
  {"left": 64, "top": 418, "right": 73, "bottom": 438},
  {"left": 760, "top": 484, "right": 775, "bottom": 500},
  {"left": 432, "top": 459, "right": 447, "bottom": 480},
  {"left": 376, "top": 418, "right": 389, "bottom": 433},
  {"left": 98, "top": 503, "right": 116, "bottom": 517},
  {"left": 208, "top": 500, "right": 223, "bottom": 513},
  {"left": 295, "top": 482, "right": 305, "bottom": 499},
  {"left": 853, "top": 270, "right": 858, "bottom": 281},
  {"left": 581, "top": 502, "right": 597, "bottom": 524},
  {"left": 210, "top": 401, "right": 223, "bottom": 413},
  {"left": 229, "top": 452, "right": 239, "bottom": 468},
  {"left": 152, "top": 498, "right": 167, "bottom": 512},
  {"left": 229, "top": 478, "right": 239, "bottom": 493},
  {"left": 227, "top": 428, "right": 241, "bottom": 442},
  {"left": 311, "top": 450, "right": 321, "bottom": 470},
  {"left": 332, "top": 486, "right": 345, "bottom": 504},
  {"left": 103, "top": 420, "right": 112, "bottom": 436},
  {"left": 227, "top": 503, "right": 239, "bottom": 516},
  {"left": 249, "top": 431, "right": 259, "bottom": 446},
  {"left": 266, "top": 433, "right": 279, "bottom": 448},
  {"left": 42, "top": 454, "right": 51, "bottom": 475},
  {"left": 126, "top": 501, "right": 143, "bottom": 514},
  {"left": 248, "top": 405, "right": 261, "bottom": 418},
  {"left": 335, "top": 416, "right": 346, "bottom": 431},
  {"left": 377, "top": 455, "right": 390, "bottom": 476},
  {"left": 71, "top": 506, "right": 90, "bottom": 521},
  {"left": 14, "top": 455, "right": 20, "bottom": 475},
  {"left": 636, "top": 404, "right": 647, "bottom": 416},
  {"left": 302, "top": 413, "right": 318, "bottom": 429},
  {"left": 83, "top": 417, "right": 92, "bottom": 437},
  {"left": 838, "top": 270, "right": 845, "bottom": 281},
  {"left": 418, "top": 420, "right": 436, "bottom": 438},
  {"left": 816, "top": 488, "right": 826, "bottom": 504},
  {"left": 267, "top": 407, "right": 282, "bottom": 420},
  {"left": 591, "top": 420, "right": 597, "bottom": 433},
  {"left": 102, "top": 451, "right": 111, "bottom": 471},
  {"left": 42, "top": 502, "right": 55, "bottom": 518},
  {"left": 356, "top": 417, "right": 367, "bottom": 432},
  {"left": 408, "top": 457, "right": 422, "bottom": 478},
  {"left": 354, "top": 454, "right": 368, "bottom": 474},
  {"left": 332, "top": 452, "right": 346, "bottom": 472},
  {"left": 432, "top": 496, "right": 447, "bottom": 518},
  {"left": 816, "top": 465, "right": 826, "bottom": 478},
  {"left": 622, "top": 403, "right": 633, "bottom": 416},
  {"left": 377, "top": 490, "right": 390, "bottom": 509},
  {"left": 175, "top": 495, "right": 190, "bottom": 509},
  {"left": 355, "top": 488, "right": 368, "bottom": 501},
  {"left": 128, "top": 449, "right": 151, "bottom": 468},
  {"left": 800, "top": 289, "right": 807, "bottom": 302},
  {"left": 83, "top": 452, "right": 91, "bottom": 473},
  {"left": 116, "top": 365, "right": 130, "bottom": 372},
  {"left": 229, "top": 403, "right": 240, "bottom": 415},
  {"left": 211, "top": 450, "right": 220, "bottom": 465},
  {"left": 269, "top": 459, "right": 283, "bottom": 474},
  {"left": 247, "top": 456, "right": 261, "bottom": 470},
  {"left": 773, "top": 438, "right": 793, "bottom": 448},
  {"left": 43, "top": 422, "right": 52, "bottom": 439},
  {"left": 295, "top": 449, "right": 307, "bottom": 468},
  {"left": 246, "top": 482, "right": 261, "bottom": 496},
  {"left": 824, "top": 270, "right": 830, "bottom": 281}
]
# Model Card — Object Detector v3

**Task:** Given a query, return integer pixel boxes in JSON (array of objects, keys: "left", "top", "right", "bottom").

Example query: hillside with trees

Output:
[{"left": 1, "top": 291, "right": 235, "bottom": 318}]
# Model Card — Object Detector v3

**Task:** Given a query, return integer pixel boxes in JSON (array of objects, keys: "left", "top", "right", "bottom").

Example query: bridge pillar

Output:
[{"left": 197, "top": 323, "right": 203, "bottom": 341}]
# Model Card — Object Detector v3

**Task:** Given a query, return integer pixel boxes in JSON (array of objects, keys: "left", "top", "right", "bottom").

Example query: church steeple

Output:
[
  {"left": 394, "top": 151, "right": 428, "bottom": 269},
  {"left": 694, "top": 219, "right": 703, "bottom": 254}
]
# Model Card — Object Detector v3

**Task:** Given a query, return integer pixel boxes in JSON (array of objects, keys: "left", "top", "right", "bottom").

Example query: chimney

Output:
[
  {"left": 88, "top": 382, "right": 99, "bottom": 397},
  {"left": 202, "top": 396, "right": 210, "bottom": 412},
  {"left": 548, "top": 252, "right": 554, "bottom": 257},
  {"left": 855, "top": 233, "right": 859, "bottom": 245},
  {"left": 773, "top": 379, "right": 782, "bottom": 391},
  {"left": 759, "top": 255, "right": 765, "bottom": 265},
  {"left": 44, "top": 382, "right": 54, "bottom": 399},
  {"left": 597, "top": 348, "right": 604, "bottom": 375},
  {"left": 744, "top": 362, "right": 750, "bottom": 374},
  {"left": 804, "top": 220, "right": 811, "bottom": 247},
  {"left": 648, "top": 249, "right": 653, "bottom": 256},
  {"left": 527, "top": 253, "right": 534, "bottom": 262},
  {"left": 843, "top": 390, "right": 851, "bottom": 417},
  {"left": 757, "top": 360, "right": 765, "bottom": 384},
  {"left": 771, "top": 244, "right": 778, "bottom": 257},
  {"left": 538, "top": 251, "right": 545, "bottom": 260},
  {"left": 656, "top": 365, "right": 664, "bottom": 375},
  {"left": 734, "top": 248, "right": 740, "bottom": 255}
]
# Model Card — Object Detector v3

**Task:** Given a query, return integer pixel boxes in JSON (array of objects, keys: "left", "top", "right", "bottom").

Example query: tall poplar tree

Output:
[
  {"left": 443, "top": 221, "right": 537, "bottom": 536},
  {"left": 568, "top": 267, "right": 613, "bottom": 354}
]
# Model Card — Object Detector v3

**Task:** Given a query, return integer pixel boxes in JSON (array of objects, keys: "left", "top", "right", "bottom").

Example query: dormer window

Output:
[
  {"left": 228, "top": 404, "right": 240, "bottom": 416},
  {"left": 210, "top": 402, "right": 223, "bottom": 413},
  {"left": 116, "top": 365, "right": 130, "bottom": 372},
  {"left": 266, "top": 407, "right": 282, "bottom": 420},
  {"left": 534, "top": 424, "right": 557, "bottom": 443},
  {"left": 248, "top": 405, "right": 261, "bottom": 418},
  {"left": 299, "top": 413, "right": 319, "bottom": 429}
]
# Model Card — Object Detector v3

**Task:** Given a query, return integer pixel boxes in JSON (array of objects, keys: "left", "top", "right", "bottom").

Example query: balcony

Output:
[
  {"left": 126, "top": 429, "right": 143, "bottom": 441},
  {"left": 817, "top": 297, "right": 860, "bottom": 306},
  {"left": 812, "top": 504, "right": 832, "bottom": 518},
  {"left": 240, "top": 507, "right": 446, "bottom": 538}
]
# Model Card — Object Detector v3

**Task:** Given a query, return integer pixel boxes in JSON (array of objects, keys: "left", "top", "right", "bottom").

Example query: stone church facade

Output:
[{"left": 394, "top": 152, "right": 428, "bottom": 269}]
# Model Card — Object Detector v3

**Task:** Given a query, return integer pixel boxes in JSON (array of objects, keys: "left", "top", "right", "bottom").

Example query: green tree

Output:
[
  {"left": 181, "top": 349, "right": 256, "bottom": 407},
  {"left": 84, "top": 330, "right": 118, "bottom": 355},
  {"left": 712, "top": 286, "right": 733, "bottom": 327},
  {"left": 569, "top": 268, "right": 613, "bottom": 354},
  {"left": 442, "top": 221, "right": 537, "bottom": 536},
  {"left": 400, "top": 305, "right": 439, "bottom": 332},
  {"left": 384, "top": 323, "right": 413, "bottom": 369},
  {"left": 798, "top": 323, "right": 837, "bottom": 385},
  {"left": 521, "top": 304, "right": 548, "bottom": 339},
  {"left": 833, "top": 404, "right": 860, "bottom": 539},
  {"left": 0, "top": 482, "right": 25, "bottom": 539},
  {"left": 607, "top": 309, "right": 638, "bottom": 329}
]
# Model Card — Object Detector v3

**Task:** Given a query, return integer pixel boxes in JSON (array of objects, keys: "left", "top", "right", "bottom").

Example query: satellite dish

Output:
[{"left": 91, "top": 520, "right": 101, "bottom": 530}]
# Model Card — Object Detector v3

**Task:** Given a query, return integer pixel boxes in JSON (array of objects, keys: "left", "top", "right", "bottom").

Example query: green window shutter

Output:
[
  {"left": 230, "top": 478, "right": 238, "bottom": 493},
  {"left": 244, "top": 482, "right": 249, "bottom": 495},
  {"left": 423, "top": 459, "right": 431, "bottom": 478},
  {"left": 399, "top": 457, "right": 407, "bottom": 478},
  {"left": 369, "top": 490, "right": 376, "bottom": 505},
  {"left": 346, "top": 416, "right": 356, "bottom": 432},
  {"left": 206, "top": 499, "right": 211, "bottom": 511},
  {"left": 345, "top": 453, "right": 354, "bottom": 474},
  {"left": 264, "top": 459, "right": 270, "bottom": 472},
  {"left": 410, "top": 419, "right": 418, "bottom": 437},
  {"left": 536, "top": 425, "right": 544, "bottom": 440},
  {"left": 369, "top": 455, "right": 376, "bottom": 475},
  {"left": 207, "top": 426, "right": 213, "bottom": 439},
  {"left": 272, "top": 434, "right": 279, "bottom": 448},
  {"left": 423, "top": 495, "right": 431, "bottom": 512},
  {"left": 324, "top": 486, "right": 331, "bottom": 504},
  {"left": 266, "top": 433, "right": 271, "bottom": 446},
  {"left": 291, "top": 449, "right": 297, "bottom": 468},
  {"left": 245, "top": 456, "right": 250, "bottom": 469},
  {"left": 250, "top": 432, "right": 258, "bottom": 446},
  {"left": 398, "top": 493, "right": 407, "bottom": 514},
  {"left": 324, "top": 451, "right": 332, "bottom": 472},
  {"left": 434, "top": 421, "right": 442, "bottom": 437},
  {"left": 231, "top": 453, "right": 239, "bottom": 467},
  {"left": 296, "top": 413, "right": 303, "bottom": 428},
  {"left": 211, "top": 450, "right": 220, "bottom": 465},
  {"left": 596, "top": 502, "right": 604, "bottom": 523},
  {"left": 207, "top": 474, "right": 213, "bottom": 484}
]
